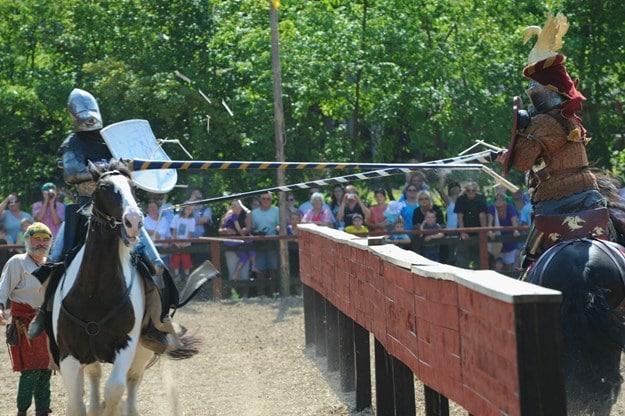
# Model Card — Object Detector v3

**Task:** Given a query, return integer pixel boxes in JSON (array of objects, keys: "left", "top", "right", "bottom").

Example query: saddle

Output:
[{"left": 533, "top": 207, "right": 610, "bottom": 251}]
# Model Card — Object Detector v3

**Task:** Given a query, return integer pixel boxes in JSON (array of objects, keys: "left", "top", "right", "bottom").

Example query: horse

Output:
[
  {"left": 526, "top": 173, "right": 625, "bottom": 415},
  {"left": 51, "top": 160, "right": 195, "bottom": 416}
]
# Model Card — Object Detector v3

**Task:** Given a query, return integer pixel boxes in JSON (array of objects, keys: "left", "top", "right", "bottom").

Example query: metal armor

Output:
[{"left": 67, "top": 88, "right": 103, "bottom": 132}]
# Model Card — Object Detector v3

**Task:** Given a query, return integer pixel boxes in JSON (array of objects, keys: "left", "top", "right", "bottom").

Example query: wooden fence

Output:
[
  {"left": 0, "top": 226, "right": 527, "bottom": 300},
  {"left": 297, "top": 223, "right": 567, "bottom": 416}
]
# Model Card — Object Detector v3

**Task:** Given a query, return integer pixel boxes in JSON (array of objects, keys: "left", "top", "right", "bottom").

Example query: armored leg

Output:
[{"left": 138, "top": 227, "right": 182, "bottom": 352}]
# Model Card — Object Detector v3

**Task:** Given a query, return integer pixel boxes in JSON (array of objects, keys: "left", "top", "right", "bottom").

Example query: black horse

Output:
[{"left": 526, "top": 173, "right": 625, "bottom": 415}]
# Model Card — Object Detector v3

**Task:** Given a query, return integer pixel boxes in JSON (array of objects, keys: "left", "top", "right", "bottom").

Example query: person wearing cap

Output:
[
  {"left": 0, "top": 222, "right": 53, "bottom": 416},
  {"left": 344, "top": 213, "right": 369, "bottom": 236},
  {"left": 32, "top": 182, "right": 65, "bottom": 237}
]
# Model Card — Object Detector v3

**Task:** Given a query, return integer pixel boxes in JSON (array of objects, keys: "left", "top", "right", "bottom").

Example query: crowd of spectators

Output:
[{"left": 0, "top": 170, "right": 533, "bottom": 297}]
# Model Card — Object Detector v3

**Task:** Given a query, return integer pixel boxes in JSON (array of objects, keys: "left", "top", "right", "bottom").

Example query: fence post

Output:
[
  {"left": 326, "top": 301, "right": 340, "bottom": 372},
  {"left": 354, "top": 322, "right": 371, "bottom": 410},
  {"left": 338, "top": 310, "right": 355, "bottom": 392}
]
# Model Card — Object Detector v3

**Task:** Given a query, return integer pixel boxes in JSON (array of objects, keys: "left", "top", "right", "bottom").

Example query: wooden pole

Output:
[{"left": 269, "top": 1, "right": 290, "bottom": 296}]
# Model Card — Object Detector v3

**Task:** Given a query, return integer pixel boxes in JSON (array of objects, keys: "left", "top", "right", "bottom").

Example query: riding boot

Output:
[
  {"left": 35, "top": 409, "right": 51, "bottom": 416},
  {"left": 16, "top": 410, "right": 27, "bottom": 416}
]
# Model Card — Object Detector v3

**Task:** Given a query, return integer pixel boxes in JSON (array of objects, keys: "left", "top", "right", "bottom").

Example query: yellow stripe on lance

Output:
[{"left": 271, "top": 0, "right": 280, "bottom": 9}]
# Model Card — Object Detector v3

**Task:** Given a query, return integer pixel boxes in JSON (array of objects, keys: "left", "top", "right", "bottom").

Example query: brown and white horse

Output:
[{"left": 52, "top": 160, "right": 154, "bottom": 416}]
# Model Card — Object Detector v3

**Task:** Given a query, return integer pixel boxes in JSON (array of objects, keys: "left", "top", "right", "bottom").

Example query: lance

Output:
[
  {"left": 127, "top": 149, "right": 498, "bottom": 172},
  {"left": 168, "top": 161, "right": 495, "bottom": 209}
]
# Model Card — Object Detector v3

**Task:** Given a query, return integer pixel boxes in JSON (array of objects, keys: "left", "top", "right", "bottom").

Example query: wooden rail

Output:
[{"left": 297, "top": 223, "right": 566, "bottom": 416}]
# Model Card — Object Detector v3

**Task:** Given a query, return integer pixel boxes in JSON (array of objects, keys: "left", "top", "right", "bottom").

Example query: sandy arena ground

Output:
[
  {"left": 2, "top": 296, "right": 625, "bottom": 415},
  {"left": 0, "top": 297, "right": 370, "bottom": 416}
]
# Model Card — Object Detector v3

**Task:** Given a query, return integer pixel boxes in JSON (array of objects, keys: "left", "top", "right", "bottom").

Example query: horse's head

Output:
[{"left": 89, "top": 159, "right": 143, "bottom": 247}]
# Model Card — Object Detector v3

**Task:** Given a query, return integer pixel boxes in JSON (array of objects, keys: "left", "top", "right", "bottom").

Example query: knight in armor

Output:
[
  {"left": 498, "top": 13, "right": 611, "bottom": 268},
  {"left": 28, "top": 88, "right": 183, "bottom": 353}
]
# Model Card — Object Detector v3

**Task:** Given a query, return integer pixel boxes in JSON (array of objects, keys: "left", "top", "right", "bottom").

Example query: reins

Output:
[{"left": 58, "top": 167, "right": 139, "bottom": 362}]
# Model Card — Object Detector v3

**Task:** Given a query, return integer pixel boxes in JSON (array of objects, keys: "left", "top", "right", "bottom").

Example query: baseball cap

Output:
[
  {"left": 41, "top": 182, "right": 56, "bottom": 192},
  {"left": 25, "top": 222, "right": 52, "bottom": 240}
]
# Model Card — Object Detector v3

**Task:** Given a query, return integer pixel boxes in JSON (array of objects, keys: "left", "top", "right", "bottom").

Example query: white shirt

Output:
[{"left": 0, "top": 253, "right": 45, "bottom": 309}]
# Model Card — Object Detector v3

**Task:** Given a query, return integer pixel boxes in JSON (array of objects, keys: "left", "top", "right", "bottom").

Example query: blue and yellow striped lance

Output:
[{"left": 127, "top": 150, "right": 497, "bottom": 172}]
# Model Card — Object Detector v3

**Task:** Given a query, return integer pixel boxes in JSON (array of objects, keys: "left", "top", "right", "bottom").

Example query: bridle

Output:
[{"left": 88, "top": 170, "right": 130, "bottom": 229}]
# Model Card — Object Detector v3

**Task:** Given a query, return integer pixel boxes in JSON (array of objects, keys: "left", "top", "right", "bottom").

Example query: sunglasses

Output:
[
  {"left": 287, "top": 197, "right": 294, "bottom": 201},
  {"left": 466, "top": 189, "right": 477, "bottom": 192},
  {"left": 260, "top": 197, "right": 272, "bottom": 201},
  {"left": 406, "top": 188, "right": 418, "bottom": 192}
]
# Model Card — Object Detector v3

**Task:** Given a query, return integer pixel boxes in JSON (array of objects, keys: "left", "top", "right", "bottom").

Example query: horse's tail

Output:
[{"left": 165, "top": 332, "right": 203, "bottom": 360}]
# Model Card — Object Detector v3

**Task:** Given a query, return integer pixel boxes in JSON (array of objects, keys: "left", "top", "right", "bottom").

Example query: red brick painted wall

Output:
[{"left": 298, "top": 225, "right": 561, "bottom": 416}]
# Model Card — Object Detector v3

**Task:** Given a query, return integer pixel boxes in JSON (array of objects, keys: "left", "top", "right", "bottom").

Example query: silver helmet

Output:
[
  {"left": 67, "top": 88, "right": 103, "bottom": 132},
  {"left": 525, "top": 80, "right": 565, "bottom": 114}
]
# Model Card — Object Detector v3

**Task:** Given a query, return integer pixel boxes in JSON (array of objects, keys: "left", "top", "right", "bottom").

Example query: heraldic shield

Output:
[{"left": 101, "top": 119, "right": 178, "bottom": 193}]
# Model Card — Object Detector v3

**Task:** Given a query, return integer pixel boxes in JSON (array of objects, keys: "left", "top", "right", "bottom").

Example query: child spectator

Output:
[
  {"left": 170, "top": 203, "right": 195, "bottom": 280},
  {"left": 420, "top": 210, "right": 445, "bottom": 262},
  {"left": 344, "top": 213, "right": 369, "bottom": 236},
  {"left": 386, "top": 217, "right": 411, "bottom": 248}
]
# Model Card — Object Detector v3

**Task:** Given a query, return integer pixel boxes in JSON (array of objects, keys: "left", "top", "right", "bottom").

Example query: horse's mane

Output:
[
  {"left": 593, "top": 168, "right": 625, "bottom": 207},
  {"left": 90, "top": 158, "right": 133, "bottom": 181}
]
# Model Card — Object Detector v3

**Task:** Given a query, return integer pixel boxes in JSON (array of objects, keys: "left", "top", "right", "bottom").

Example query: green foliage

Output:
[{"left": 1, "top": 0, "right": 624, "bottom": 209}]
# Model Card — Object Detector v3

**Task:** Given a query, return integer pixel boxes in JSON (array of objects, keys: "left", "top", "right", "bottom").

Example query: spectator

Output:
[
  {"left": 519, "top": 192, "right": 533, "bottom": 227},
  {"left": 287, "top": 211, "right": 301, "bottom": 236},
  {"left": 368, "top": 188, "right": 388, "bottom": 233},
  {"left": 487, "top": 193, "right": 521, "bottom": 271},
  {"left": 336, "top": 184, "right": 370, "bottom": 227},
  {"left": 454, "top": 182, "right": 488, "bottom": 269},
  {"left": 287, "top": 211, "right": 301, "bottom": 280},
  {"left": 298, "top": 187, "right": 334, "bottom": 224},
  {"left": 252, "top": 191, "right": 280, "bottom": 296},
  {"left": 187, "top": 187, "right": 214, "bottom": 266},
  {"left": 219, "top": 200, "right": 257, "bottom": 285},
  {"left": 412, "top": 190, "right": 445, "bottom": 229},
  {"left": 385, "top": 216, "right": 411, "bottom": 248},
  {"left": 32, "top": 182, "right": 65, "bottom": 238},
  {"left": 0, "top": 222, "right": 53, "bottom": 416},
  {"left": 412, "top": 190, "right": 445, "bottom": 255},
  {"left": 329, "top": 185, "right": 345, "bottom": 229},
  {"left": 399, "top": 170, "right": 429, "bottom": 202},
  {"left": 344, "top": 213, "right": 368, "bottom": 236},
  {"left": 383, "top": 201, "right": 404, "bottom": 231},
  {"left": 148, "top": 192, "right": 174, "bottom": 224},
  {"left": 302, "top": 192, "right": 333, "bottom": 227},
  {"left": 0, "top": 194, "right": 33, "bottom": 243},
  {"left": 438, "top": 179, "right": 461, "bottom": 230},
  {"left": 144, "top": 200, "right": 171, "bottom": 266},
  {"left": 284, "top": 193, "right": 299, "bottom": 225},
  {"left": 400, "top": 185, "right": 419, "bottom": 233},
  {"left": 437, "top": 180, "right": 461, "bottom": 264},
  {"left": 170, "top": 204, "right": 195, "bottom": 280},
  {"left": 420, "top": 210, "right": 445, "bottom": 262}
]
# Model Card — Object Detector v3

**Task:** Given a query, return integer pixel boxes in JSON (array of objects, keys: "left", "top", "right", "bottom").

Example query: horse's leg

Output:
[
  {"left": 126, "top": 344, "right": 154, "bottom": 416},
  {"left": 60, "top": 356, "right": 87, "bottom": 416},
  {"left": 102, "top": 341, "right": 139, "bottom": 416},
  {"left": 85, "top": 363, "right": 103, "bottom": 416}
]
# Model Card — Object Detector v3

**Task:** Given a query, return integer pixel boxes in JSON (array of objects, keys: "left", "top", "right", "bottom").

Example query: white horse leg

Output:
[
  {"left": 102, "top": 342, "right": 138, "bottom": 416},
  {"left": 85, "top": 363, "right": 103, "bottom": 416},
  {"left": 126, "top": 344, "right": 154, "bottom": 416},
  {"left": 60, "top": 356, "right": 87, "bottom": 416}
]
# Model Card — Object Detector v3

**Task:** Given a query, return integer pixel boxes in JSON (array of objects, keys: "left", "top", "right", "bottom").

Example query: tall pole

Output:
[{"left": 270, "top": 0, "right": 290, "bottom": 296}]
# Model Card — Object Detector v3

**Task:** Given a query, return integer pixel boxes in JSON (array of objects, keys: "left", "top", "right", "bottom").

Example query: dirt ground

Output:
[
  {"left": 2, "top": 296, "right": 625, "bottom": 416},
  {"left": 0, "top": 297, "right": 370, "bottom": 416}
]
